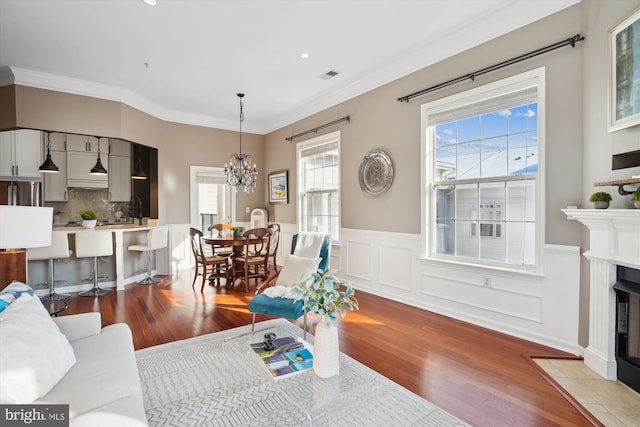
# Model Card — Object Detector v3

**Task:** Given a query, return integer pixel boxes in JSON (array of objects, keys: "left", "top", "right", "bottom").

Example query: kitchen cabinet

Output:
[
  {"left": 66, "top": 134, "right": 106, "bottom": 153},
  {"left": 48, "top": 133, "right": 67, "bottom": 151},
  {"left": 108, "top": 139, "right": 131, "bottom": 201},
  {"left": 43, "top": 150, "right": 67, "bottom": 202},
  {"left": 0, "top": 129, "right": 42, "bottom": 179}
]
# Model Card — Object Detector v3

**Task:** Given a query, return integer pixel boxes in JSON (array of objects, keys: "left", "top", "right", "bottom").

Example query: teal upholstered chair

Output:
[{"left": 248, "top": 233, "right": 331, "bottom": 339}]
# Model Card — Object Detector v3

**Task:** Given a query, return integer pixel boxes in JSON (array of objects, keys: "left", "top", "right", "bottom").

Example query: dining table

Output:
[
  {"left": 203, "top": 234, "right": 251, "bottom": 256},
  {"left": 203, "top": 234, "right": 269, "bottom": 288}
]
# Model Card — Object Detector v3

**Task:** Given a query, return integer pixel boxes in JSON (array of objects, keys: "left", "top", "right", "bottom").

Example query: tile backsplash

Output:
[{"left": 46, "top": 189, "right": 130, "bottom": 224}]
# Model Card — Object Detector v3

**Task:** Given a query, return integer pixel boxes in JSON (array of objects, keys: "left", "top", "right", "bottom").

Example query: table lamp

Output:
[{"left": 0, "top": 206, "right": 53, "bottom": 288}]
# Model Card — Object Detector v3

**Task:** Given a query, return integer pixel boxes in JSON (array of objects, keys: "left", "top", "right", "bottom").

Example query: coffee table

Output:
[{"left": 222, "top": 322, "right": 374, "bottom": 426}]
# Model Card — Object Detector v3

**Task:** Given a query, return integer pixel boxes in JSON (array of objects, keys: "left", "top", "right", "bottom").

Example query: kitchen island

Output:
[{"left": 27, "top": 224, "right": 168, "bottom": 295}]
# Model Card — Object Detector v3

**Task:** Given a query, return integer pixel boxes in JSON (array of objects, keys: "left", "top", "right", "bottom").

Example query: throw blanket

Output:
[{"left": 262, "top": 285, "right": 301, "bottom": 300}]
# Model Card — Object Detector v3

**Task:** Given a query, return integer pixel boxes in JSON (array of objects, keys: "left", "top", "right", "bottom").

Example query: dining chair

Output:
[
  {"left": 265, "top": 223, "right": 280, "bottom": 273},
  {"left": 189, "top": 227, "right": 229, "bottom": 291},
  {"left": 206, "top": 223, "right": 234, "bottom": 257},
  {"left": 247, "top": 232, "right": 332, "bottom": 339},
  {"left": 231, "top": 227, "right": 271, "bottom": 292}
]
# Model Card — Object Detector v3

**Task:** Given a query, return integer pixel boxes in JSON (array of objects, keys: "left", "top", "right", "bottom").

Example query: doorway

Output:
[{"left": 189, "top": 166, "right": 234, "bottom": 232}]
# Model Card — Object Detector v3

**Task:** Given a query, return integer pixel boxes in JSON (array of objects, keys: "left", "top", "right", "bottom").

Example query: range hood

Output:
[{"left": 66, "top": 180, "right": 108, "bottom": 189}]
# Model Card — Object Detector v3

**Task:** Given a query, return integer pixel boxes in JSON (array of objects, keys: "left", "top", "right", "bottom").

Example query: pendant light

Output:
[
  {"left": 131, "top": 144, "right": 147, "bottom": 180},
  {"left": 224, "top": 93, "right": 257, "bottom": 192},
  {"left": 39, "top": 132, "right": 59, "bottom": 173},
  {"left": 90, "top": 138, "right": 107, "bottom": 175}
]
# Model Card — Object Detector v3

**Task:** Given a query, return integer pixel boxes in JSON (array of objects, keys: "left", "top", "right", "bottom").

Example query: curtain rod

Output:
[
  {"left": 285, "top": 116, "right": 350, "bottom": 141},
  {"left": 397, "top": 34, "right": 585, "bottom": 103}
]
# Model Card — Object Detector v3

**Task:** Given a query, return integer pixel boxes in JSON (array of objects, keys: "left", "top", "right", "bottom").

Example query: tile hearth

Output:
[{"left": 534, "top": 358, "right": 640, "bottom": 427}]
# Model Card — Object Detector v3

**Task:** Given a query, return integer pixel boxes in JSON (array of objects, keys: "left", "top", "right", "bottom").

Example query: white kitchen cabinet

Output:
[
  {"left": 108, "top": 155, "right": 131, "bottom": 201},
  {"left": 48, "top": 133, "right": 67, "bottom": 151},
  {"left": 43, "top": 150, "right": 68, "bottom": 201},
  {"left": 66, "top": 134, "right": 107, "bottom": 154},
  {"left": 67, "top": 151, "right": 108, "bottom": 188},
  {"left": 0, "top": 129, "right": 42, "bottom": 179}
]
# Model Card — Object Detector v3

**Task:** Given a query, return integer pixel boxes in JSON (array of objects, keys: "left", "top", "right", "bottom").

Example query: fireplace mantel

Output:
[{"left": 563, "top": 209, "right": 640, "bottom": 380}]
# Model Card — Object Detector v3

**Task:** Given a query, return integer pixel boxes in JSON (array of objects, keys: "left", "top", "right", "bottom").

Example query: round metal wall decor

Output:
[{"left": 358, "top": 149, "right": 394, "bottom": 196}]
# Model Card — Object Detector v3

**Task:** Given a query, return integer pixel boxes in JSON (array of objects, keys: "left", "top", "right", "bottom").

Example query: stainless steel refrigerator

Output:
[{"left": 0, "top": 180, "right": 42, "bottom": 206}]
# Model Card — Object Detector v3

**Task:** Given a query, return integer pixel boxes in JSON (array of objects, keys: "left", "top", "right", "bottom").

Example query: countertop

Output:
[{"left": 53, "top": 224, "right": 155, "bottom": 232}]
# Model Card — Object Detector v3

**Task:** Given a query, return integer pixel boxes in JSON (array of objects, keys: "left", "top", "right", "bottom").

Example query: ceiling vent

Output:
[{"left": 319, "top": 70, "right": 340, "bottom": 80}]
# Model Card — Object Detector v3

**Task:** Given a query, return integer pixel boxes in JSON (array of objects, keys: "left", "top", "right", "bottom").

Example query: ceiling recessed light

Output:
[
  {"left": 299, "top": 52, "right": 310, "bottom": 60},
  {"left": 143, "top": 0, "right": 157, "bottom": 5}
]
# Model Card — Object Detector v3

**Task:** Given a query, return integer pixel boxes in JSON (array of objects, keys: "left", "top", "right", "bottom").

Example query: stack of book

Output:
[{"left": 250, "top": 336, "right": 313, "bottom": 378}]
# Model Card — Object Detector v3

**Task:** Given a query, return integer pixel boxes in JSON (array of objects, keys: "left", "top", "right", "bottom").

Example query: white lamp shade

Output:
[{"left": 0, "top": 206, "right": 53, "bottom": 249}]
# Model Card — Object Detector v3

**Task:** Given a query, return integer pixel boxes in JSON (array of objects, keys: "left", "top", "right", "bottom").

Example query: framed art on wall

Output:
[
  {"left": 269, "top": 170, "right": 288, "bottom": 204},
  {"left": 609, "top": 7, "right": 640, "bottom": 132}
]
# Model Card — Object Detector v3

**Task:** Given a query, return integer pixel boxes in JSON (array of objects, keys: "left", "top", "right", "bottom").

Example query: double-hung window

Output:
[
  {"left": 297, "top": 130, "right": 340, "bottom": 241},
  {"left": 422, "top": 68, "right": 544, "bottom": 270}
]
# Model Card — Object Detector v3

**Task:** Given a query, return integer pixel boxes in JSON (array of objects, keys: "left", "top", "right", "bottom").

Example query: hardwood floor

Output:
[{"left": 61, "top": 270, "right": 594, "bottom": 426}]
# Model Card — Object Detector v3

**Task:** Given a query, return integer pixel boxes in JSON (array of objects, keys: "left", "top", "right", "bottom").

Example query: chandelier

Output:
[{"left": 225, "top": 93, "right": 257, "bottom": 192}]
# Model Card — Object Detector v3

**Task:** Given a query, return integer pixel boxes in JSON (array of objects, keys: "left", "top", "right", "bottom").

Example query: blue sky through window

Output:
[{"left": 435, "top": 103, "right": 538, "bottom": 180}]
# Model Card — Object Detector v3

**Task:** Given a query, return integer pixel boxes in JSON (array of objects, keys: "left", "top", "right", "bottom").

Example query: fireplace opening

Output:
[{"left": 614, "top": 265, "right": 640, "bottom": 394}]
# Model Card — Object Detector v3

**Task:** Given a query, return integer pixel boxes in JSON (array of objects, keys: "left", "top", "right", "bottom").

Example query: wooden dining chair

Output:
[
  {"left": 189, "top": 227, "right": 229, "bottom": 291},
  {"left": 266, "top": 223, "right": 280, "bottom": 274},
  {"left": 231, "top": 227, "right": 271, "bottom": 292},
  {"left": 207, "top": 223, "right": 234, "bottom": 257}
]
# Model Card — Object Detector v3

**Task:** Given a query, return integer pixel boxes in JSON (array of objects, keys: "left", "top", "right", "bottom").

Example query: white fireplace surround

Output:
[{"left": 563, "top": 209, "right": 640, "bottom": 380}]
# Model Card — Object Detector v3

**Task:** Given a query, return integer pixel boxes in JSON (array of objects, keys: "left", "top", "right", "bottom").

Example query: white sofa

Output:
[
  {"left": 37, "top": 312, "right": 148, "bottom": 427},
  {"left": 0, "top": 282, "right": 147, "bottom": 427}
]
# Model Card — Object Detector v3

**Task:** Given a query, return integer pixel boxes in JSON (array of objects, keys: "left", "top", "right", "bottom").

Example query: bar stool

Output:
[
  {"left": 27, "top": 231, "right": 72, "bottom": 301},
  {"left": 127, "top": 226, "right": 168, "bottom": 285},
  {"left": 75, "top": 230, "right": 113, "bottom": 297}
]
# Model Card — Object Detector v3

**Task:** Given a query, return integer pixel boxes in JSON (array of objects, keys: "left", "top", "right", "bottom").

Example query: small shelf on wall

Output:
[{"left": 594, "top": 177, "right": 640, "bottom": 195}]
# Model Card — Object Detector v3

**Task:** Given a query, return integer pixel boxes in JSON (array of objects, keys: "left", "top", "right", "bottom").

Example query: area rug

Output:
[{"left": 135, "top": 319, "right": 468, "bottom": 426}]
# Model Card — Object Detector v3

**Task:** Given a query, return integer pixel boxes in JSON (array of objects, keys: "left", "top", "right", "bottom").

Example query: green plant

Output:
[
  {"left": 232, "top": 226, "right": 245, "bottom": 234},
  {"left": 294, "top": 269, "right": 358, "bottom": 322},
  {"left": 631, "top": 189, "right": 640, "bottom": 201},
  {"left": 589, "top": 192, "right": 612, "bottom": 203},
  {"left": 80, "top": 210, "right": 97, "bottom": 220}
]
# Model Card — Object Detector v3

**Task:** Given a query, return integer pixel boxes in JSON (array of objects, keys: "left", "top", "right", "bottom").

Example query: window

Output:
[
  {"left": 189, "top": 166, "right": 234, "bottom": 232},
  {"left": 297, "top": 131, "right": 340, "bottom": 240},
  {"left": 422, "top": 69, "right": 544, "bottom": 270}
]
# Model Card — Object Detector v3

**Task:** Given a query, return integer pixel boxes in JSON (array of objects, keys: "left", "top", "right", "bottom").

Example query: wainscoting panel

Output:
[
  {"left": 378, "top": 244, "right": 412, "bottom": 291},
  {"left": 168, "top": 223, "right": 191, "bottom": 272},
  {"left": 346, "top": 240, "right": 373, "bottom": 282},
  {"left": 419, "top": 272, "right": 543, "bottom": 322}
]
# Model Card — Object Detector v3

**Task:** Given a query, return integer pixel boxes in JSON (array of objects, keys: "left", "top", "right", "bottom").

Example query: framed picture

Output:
[
  {"left": 609, "top": 7, "right": 640, "bottom": 132},
  {"left": 269, "top": 170, "right": 289, "bottom": 204}
]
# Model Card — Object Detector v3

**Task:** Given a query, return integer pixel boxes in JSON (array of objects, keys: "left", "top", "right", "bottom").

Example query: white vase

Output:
[
  {"left": 82, "top": 219, "right": 96, "bottom": 229},
  {"left": 313, "top": 316, "right": 339, "bottom": 378}
]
